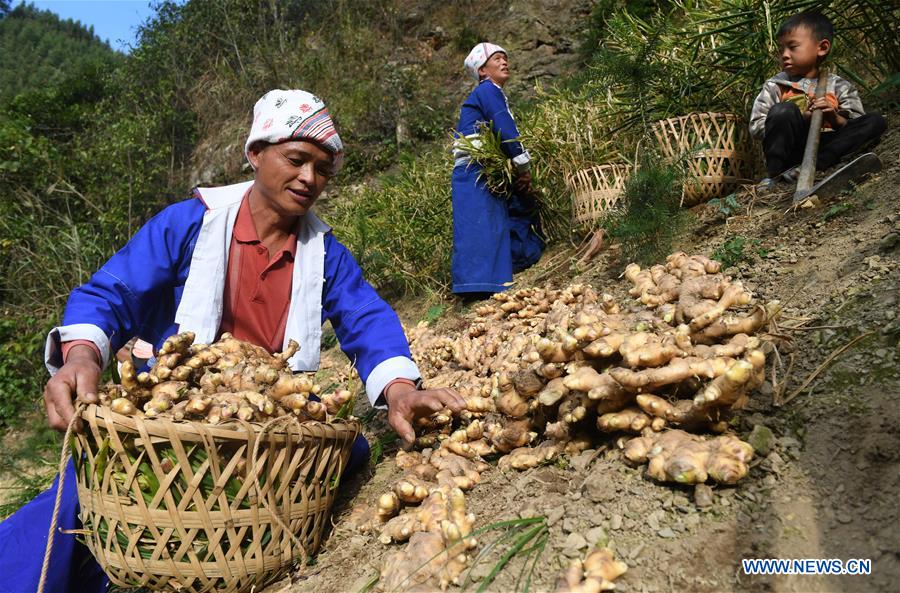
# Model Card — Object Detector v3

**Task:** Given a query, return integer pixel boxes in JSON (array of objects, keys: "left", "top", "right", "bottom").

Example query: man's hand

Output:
[
  {"left": 513, "top": 171, "right": 532, "bottom": 196},
  {"left": 384, "top": 382, "right": 466, "bottom": 445},
  {"left": 44, "top": 344, "right": 101, "bottom": 431}
]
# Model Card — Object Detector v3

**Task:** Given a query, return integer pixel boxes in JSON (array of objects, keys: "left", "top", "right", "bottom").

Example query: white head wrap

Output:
[
  {"left": 245, "top": 89, "right": 344, "bottom": 174},
  {"left": 464, "top": 42, "right": 507, "bottom": 81}
]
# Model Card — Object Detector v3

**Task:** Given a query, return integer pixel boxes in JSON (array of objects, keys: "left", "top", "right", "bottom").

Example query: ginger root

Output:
[
  {"left": 554, "top": 548, "right": 628, "bottom": 593},
  {"left": 377, "top": 252, "right": 773, "bottom": 591},
  {"left": 98, "top": 332, "right": 350, "bottom": 425},
  {"left": 623, "top": 429, "right": 754, "bottom": 485},
  {"left": 378, "top": 487, "right": 476, "bottom": 590},
  {"left": 498, "top": 441, "right": 560, "bottom": 471}
]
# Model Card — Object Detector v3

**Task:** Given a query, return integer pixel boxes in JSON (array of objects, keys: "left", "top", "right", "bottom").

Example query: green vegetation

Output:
[
  {"left": 823, "top": 201, "right": 854, "bottom": 221},
  {"left": 461, "top": 516, "right": 549, "bottom": 593},
  {"left": 712, "top": 235, "right": 766, "bottom": 269},
  {"left": 708, "top": 194, "right": 742, "bottom": 219},
  {"left": 0, "top": 3, "right": 120, "bottom": 103},
  {"left": 0, "top": 419, "right": 59, "bottom": 518},
  {"left": 327, "top": 149, "right": 455, "bottom": 295},
  {"left": 370, "top": 431, "right": 400, "bottom": 467},
  {"left": 422, "top": 304, "right": 446, "bottom": 325},
  {"left": 604, "top": 155, "right": 688, "bottom": 265}
]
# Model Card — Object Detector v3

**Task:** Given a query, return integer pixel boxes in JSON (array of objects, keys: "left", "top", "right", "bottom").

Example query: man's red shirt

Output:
[{"left": 217, "top": 194, "right": 297, "bottom": 353}]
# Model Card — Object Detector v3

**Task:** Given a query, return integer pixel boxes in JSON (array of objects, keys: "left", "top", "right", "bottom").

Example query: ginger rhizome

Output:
[
  {"left": 362, "top": 436, "right": 482, "bottom": 591},
  {"left": 98, "top": 332, "right": 352, "bottom": 424},
  {"left": 554, "top": 548, "right": 628, "bottom": 592},
  {"left": 623, "top": 429, "right": 755, "bottom": 485}
]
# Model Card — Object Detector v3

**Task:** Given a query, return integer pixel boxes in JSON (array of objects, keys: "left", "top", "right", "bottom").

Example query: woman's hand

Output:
[
  {"left": 384, "top": 382, "right": 466, "bottom": 445},
  {"left": 43, "top": 345, "right": 100, "bottom": 431},
  {"left": 513, "top": 171, "right": 532, "bottom": 196}
]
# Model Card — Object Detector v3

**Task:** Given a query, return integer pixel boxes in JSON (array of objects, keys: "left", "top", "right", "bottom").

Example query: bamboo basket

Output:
[
  {"left": 566, "top": 163, "right": 630, "bottom": 228},
  {"left": 652, "top": 113, "right": 756, "bottom": 206},
  {"left": 72, "top": 404, "right": 360, "bottom": 593}
]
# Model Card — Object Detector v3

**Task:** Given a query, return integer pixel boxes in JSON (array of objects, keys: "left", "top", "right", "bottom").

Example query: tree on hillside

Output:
[{"left": 0, "top": 2, "right": 118, "bottom": 103}]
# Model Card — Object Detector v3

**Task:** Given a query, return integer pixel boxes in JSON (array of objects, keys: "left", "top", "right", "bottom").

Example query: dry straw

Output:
[
  {"left": 64, "top": 404, "right": 359, "bottom": 593},
  {"left": 652, "top": 112, "right": 756, "bottom": 206}
]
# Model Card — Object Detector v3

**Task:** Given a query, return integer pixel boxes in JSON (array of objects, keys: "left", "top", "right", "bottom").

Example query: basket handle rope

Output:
[
  {"left": 38, "top": 400, "right": 86, "bottom": 593},
  {"left": 250, "top": 414, "right": 310, "bottom": 566}
]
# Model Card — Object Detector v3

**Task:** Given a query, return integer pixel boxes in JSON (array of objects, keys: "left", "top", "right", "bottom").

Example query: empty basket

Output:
[
  {"left": 652, "top": 112, "right": 756, "bottom": 206},
  {"left": 566, "top": 163, "right": 630, "bottom": 227}
]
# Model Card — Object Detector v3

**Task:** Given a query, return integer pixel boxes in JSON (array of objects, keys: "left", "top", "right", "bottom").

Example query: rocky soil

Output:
[{"left": 266, "top": 120, "right": 899, "bottom": 593}]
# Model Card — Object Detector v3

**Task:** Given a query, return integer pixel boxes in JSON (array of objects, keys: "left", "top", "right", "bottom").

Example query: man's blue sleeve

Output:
[
  {"left": 322, "top": 233, "right": 420, "bottom": 405},
  {"left": 47, "top": 199, "right": 205, "bottom": 371}
]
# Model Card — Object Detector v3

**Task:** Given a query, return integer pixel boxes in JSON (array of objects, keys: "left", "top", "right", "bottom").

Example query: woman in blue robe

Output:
[{"left": 451, "top": 42, "right": 544, "bottom": 297}]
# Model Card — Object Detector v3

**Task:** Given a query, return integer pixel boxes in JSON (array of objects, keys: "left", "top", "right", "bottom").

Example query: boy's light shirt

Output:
[{"left": 749, "top": 71, "right": 865, "bottom": 139}]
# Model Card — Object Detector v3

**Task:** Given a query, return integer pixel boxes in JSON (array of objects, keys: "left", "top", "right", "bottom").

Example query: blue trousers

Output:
[{"left": 0, "top": 434, "right": 369, "bottom": 593}]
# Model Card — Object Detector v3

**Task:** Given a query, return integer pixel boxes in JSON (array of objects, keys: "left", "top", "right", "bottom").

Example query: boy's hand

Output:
[
  {"left": 44, "top": 345, "right": 101, "bottom": 431},
  {"left": 806, "top": 96, "right": 845, "bottom": 127},
  {"left": 384, "top": 382, "right": 465, "bottom": 445}
]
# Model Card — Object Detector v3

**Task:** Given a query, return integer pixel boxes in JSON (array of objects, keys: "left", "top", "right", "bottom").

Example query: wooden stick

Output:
[
  {"left": 782, "top": 324, "right": 852, "bottom": 332},
  {"left": 793, "top": 67, "right": 828, "bottom": 203},
  {"left": 779, "top": 330, "right": 874, "bottom": 406},
  {"left": 774, "top": 352, "right": 796, "bottom": 407},
  {"left": 770, "top": 344, "right": 782, "bottom": 406}
]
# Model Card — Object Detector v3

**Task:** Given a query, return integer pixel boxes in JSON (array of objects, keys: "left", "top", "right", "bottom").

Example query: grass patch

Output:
[
  {"left": 712, "top": 235, "right": 765, "bottom": 269},
  {"left": 370, "top": 431, "right": 400, "bottom": 467},
  {"left": 422, "top": 304, "right": 446, "bottom": 325},
  {"left": 327, "top": 148, "right": 454, "bottom": 296},
  {"left": 707, "top": 193, "right": 741, "bottom": 219},
  {"left": 462, "top": 516, "right": 549, "bottom": 593},
  {"left": 0, "top": 416, "right": 61, "bottom": 518},
  {"left": 360, "top": 517, "right": 550, "bottom": 593},
  {"left": 823, "top": 201, "right": 854, "bottom": 221}
]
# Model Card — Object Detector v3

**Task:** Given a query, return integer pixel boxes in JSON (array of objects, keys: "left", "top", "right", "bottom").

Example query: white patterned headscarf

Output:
[
  {"left": 245, "top": 89, "right": 344, "bottom": 174},
  {"left": 464, "top": 42, "right": 507, "bottom": 81}
]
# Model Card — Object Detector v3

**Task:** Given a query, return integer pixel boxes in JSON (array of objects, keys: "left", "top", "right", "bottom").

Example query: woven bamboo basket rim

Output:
[
  {"left": 652, "top": 114, "right": 750, "bottom": 154},
  {"left": 564, "top": 162, "right": 631, "bottom": 188},
  {"left": 655, "top": 111, "right": 743, "bottom": 124},
  {"left": 79, "top": 403, "right": 360, "bottom": 442}
]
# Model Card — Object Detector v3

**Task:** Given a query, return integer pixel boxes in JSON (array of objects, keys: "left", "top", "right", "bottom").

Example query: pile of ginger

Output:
[
  {"left": 97, "top": 332, "right": 353, "bottom": 424},
  {"left": 405, "top": 252, "right": 777, "bottom": 485},
  {"left": 355, "top": 252, "right": 775, "bottom": 591}
]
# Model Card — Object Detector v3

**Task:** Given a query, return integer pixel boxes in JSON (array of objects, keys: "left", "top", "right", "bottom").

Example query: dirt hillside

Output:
[{"left": 267, "top": 118, "right": 899, "bottom": 593}]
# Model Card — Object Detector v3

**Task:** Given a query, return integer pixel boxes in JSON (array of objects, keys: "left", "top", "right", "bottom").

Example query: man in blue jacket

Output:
[{"left": 0, "top": 89, "right": 463, "bottom": 593}]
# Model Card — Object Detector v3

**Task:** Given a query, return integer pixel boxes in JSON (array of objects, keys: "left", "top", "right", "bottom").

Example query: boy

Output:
[{"left": 750, "top": 12, "right": 886, "bottom": 186}]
